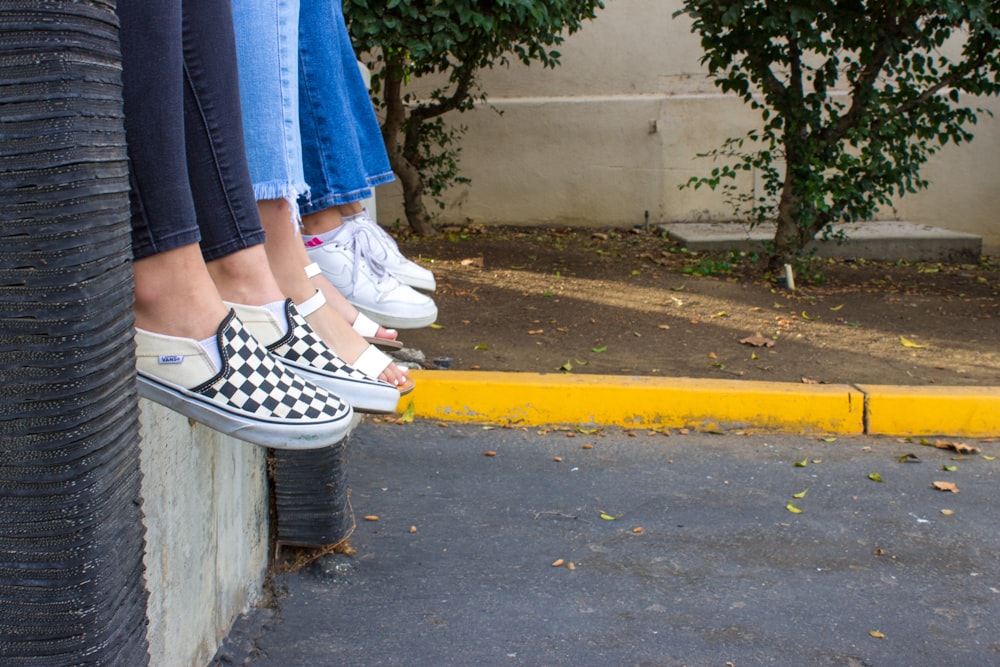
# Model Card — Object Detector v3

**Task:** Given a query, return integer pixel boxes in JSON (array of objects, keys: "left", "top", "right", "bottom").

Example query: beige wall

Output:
[{"left": 375, "top": 0, "right": 1000, "bottom": 252}]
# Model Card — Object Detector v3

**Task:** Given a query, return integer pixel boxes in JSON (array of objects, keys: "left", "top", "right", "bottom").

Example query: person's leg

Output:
[
  {"left": 297, "top": 0, "right": 393, "bottom": 216},
  {"left": 119, "top": 0, "right": 354, "bottom": 447},
  {"left": 258, "top": 199, "right": 410, "bottom": 387},
  {"left": 296, "top": 0, "right": 436, "bottom": 296},
  {"left": 231, "top": 0, "right": 411, "bottom": 385},
  {"left": 118, "top": 0, "right": 224, "bottom": 339}
]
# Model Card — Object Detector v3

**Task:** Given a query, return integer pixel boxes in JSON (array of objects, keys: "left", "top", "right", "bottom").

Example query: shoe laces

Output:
[
  {"left": 353, "top": 210, "right": 407, "bottom": 262},
  {"left": 344, "top": 222, "right": 401, "bottom": 294}
]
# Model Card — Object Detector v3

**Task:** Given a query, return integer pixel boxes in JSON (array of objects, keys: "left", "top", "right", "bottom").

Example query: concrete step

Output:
[{"left": 659, "top": 220, "right": 982, "bottom": 263}]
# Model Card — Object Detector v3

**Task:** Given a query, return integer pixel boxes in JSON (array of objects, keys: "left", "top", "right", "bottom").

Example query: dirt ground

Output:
[{"left": 391, "top": 225, "right": 1000, "bottom": 387}]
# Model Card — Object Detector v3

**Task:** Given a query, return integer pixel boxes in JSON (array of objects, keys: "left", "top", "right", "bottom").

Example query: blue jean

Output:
[
  {"left": 231, "top": 0, "right": 394, "bottom": 215},
  {"left": 119, "top": 0, "right": 264, "bottom": 262}
]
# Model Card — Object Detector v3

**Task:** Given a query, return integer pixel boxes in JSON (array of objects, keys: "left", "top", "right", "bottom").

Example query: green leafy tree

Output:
[
  {"left": 346, "top": 0, "right": 604, "bottom": 235},
  {"left": 676, "top": 1, "right": 1000, "bottom": 273}
]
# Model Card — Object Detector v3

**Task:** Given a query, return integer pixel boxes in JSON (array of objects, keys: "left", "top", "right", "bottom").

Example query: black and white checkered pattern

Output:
[
  {"left": 191, "top": 312, "right": 350, "bottom": 421},
  {"left": 267, "top": 300, "right": 377, "bottom": 382}
]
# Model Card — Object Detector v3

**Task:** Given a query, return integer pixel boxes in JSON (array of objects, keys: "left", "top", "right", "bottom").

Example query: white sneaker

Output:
[
  {"left": 339, "top": 211, "right": 436, "bottom": 292},
  {"left": 305, "top": 237, "right": 438, "bottom": 330}
]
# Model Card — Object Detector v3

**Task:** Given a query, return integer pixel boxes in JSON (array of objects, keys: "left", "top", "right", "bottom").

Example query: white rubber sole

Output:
[
  {"left": 137, "top": 374, "right": 353, "bottom": 450},
  {"left": 352, "top": 302, "right": 439, "bottom": 330},
  {"left": 280, "top": 362, "right": 402, "bottom": 415}
]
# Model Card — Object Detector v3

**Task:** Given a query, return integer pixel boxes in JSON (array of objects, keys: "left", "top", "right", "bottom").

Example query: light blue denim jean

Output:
[{"left": 231, "top": 0, "right": 394, "bottom": 216}]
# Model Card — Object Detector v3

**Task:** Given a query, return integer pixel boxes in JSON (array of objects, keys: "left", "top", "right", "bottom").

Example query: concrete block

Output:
[
  {"left": 138, "top": 399, "right": 269, "bottom": 667},
  {"left": 661, "top": 220, "right": 983, "bottom": 263}
]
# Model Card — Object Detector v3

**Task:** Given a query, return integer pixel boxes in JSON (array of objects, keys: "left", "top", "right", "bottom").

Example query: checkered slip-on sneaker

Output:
[
  {"left": 134, "top": 311, "right": 353, "bottom": 449},
  {"left": 229, "top": 299, "right": 402, "bottom": 415}
]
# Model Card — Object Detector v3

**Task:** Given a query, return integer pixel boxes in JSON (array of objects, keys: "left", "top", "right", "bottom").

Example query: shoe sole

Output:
[
  {"left": 281, "top": 363, "right": 402, "bottom": 415},
  {"left": 137, "top": 374, "right": 353, "bottom": 450},
  {"left": 352, "top": 303, "right": 439, "bottom": 330}
]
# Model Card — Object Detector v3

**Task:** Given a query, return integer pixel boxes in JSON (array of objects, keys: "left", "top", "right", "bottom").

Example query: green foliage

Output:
[
  {"left": 345, "top": 0, "right": 604, "bottom": 232},
  {"left": 676, "top": 1, "right": 1000, "bottom": 271}
]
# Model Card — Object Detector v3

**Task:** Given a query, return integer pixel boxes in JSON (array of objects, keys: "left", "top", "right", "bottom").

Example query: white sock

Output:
[
  {"left": 341, "top": 210, "right": 367, "bottom": 224},
  {"left": 262, "top": 299, "right": 290, "bottom": 335},
  {"left": 198, "top": 335, "right": 223, "bottom": 373},
  {"left": 303, "top": 224, "right": 347, "bottom": 247}
]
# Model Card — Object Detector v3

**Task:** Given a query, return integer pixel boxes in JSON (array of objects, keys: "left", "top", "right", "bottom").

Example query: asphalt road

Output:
[{"left": 214, "top": 420, "right": 1000, "bottom": 667}]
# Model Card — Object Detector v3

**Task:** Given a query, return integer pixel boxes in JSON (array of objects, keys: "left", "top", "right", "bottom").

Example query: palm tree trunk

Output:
[{"left": 0, "top": 2, "right": 150, "bottom": 663}]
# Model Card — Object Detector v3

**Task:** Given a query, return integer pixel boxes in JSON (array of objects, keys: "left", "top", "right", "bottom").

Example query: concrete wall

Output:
[
  {"left": 374, "top": 0, "right": 1000, "bottom": 252},
  {"left": 138, "top": 400, "right": 269, "bottom": 667}
]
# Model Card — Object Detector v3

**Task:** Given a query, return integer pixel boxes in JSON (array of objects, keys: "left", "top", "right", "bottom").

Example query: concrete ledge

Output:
[
  {"left": 660, "top": 220, "right": 983, "bottom": 263},
  {"left": 404, "top": 370, "right": 865, "bottom": 434},
  {"left": 138, "top": 399, "right": 269, "bottom": 667},
  {"left": 404, "top": 371, "right": 1000, "bottom": 437},
  {"left": 860, "top": 384, "right": 1000, "bottom": 437}
]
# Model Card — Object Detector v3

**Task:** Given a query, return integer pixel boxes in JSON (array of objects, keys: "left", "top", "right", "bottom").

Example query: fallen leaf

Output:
[
  {"left": 399, "top": 401, "right": 415, "bottom": 423},
  {"left": 985, "top": 455, "right": 997, "bottom": 461},
  {"left": 560, "top": 360, "right": 573, "bottom": 372},
  {"left": 932, "top": 440, "right": 980, "bottom": 455},
  {"left": 739, "top": 334, "right": 775, "bottom": 348},
  {"left": 940, "top": 509, "right": 955, "bottom": 516},
  {"left": 933, "top": 481, "right": 960, "bottom": 493},
  {"left": 801, "top": 376, "right": 820, "bottom": 384},
  {"left": 527, "top": 329, "right": 544, "bottom": 335},
  {"left": 869, "top": 630, "right": 886, "bottom": 639},
  {"left": 711, "top": 311, "right": 728, "bottom": 318},
  {"left": 582, "top": 444, "right": 594, "bottom": 449},
  {"left": 942, "top": 464, "right": 957, "bottom": 472},
  {"left": 792, "top": 489, "right": 808, "bottom": 499},
  {"left": 820, "top": 436, "right": 837, "bottom": 442},
  {"left": 473, "top": 344, "right": 489, "bottom": 351},
  {"left": 600, "top": 512, "right": 617, "bottom": 521},
  {"left": 900, "top": 335, "right": 927, "bottom": 349},
  {"left": 483, "top": 450, "right": 496, "bottom": 457},
  {"left": 868, "top": 472, "right": 884, "bottom": 483},
  {"left": 428, "top": 323, "right": 444, "bottom": 329},
  {"left": 632, "top": 526, "right": 644, "bottom": 534},
  {"left": 460, "top": 256, "right": 484, "bottom": 268},
  {"left": 829, "top": 304, "right": 845, "bottom": 311},
  {"left": 657, "top": 324, "right": 671, "bottom": 330},
  {"left": 802, "top": 311, "right": 817, "bottom": 320},
  {"left": 553, "top": 456, "right": 563, "bottom": 463},
  {"left": 591, "top": 232, "right": 609, "bottom": 241},
  {"left": 592, "top": 345, "right": 608, "bottom": 353},
  {"left": 551, "top": 559, "right": 565, "bottom": 567},
  {"left": 364, "top": 515, "right": 379, "bottom": 522},
  {"left": 786, "top": 502, "right": 803, "bottom": 514},
  {"left": 567, "top": 562, "right": 577, "bottom": 571}
]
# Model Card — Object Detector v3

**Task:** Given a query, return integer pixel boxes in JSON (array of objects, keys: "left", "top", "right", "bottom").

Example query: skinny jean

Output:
[
  {"left": 119, "top": 0, "right": 264, "bottom": 262},
  {"left": 231, "top": 0, "right": 394, "bottom": 215}
]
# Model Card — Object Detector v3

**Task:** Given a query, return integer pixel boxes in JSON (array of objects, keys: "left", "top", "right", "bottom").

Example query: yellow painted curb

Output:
[
  {"left": 860, "top": 385, "right": 1000, "bottom": 437},
  {"left": 403, "top": 370, "right": 865, "bottom": 434}
]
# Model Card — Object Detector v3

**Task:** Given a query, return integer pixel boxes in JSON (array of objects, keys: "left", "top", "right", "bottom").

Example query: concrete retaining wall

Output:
[
  {"left": 138, "top": 399, "right": 269, "bottom": 667},
  {"left": 374, "top": 0, "right": 1000, "bottom": 252}
]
